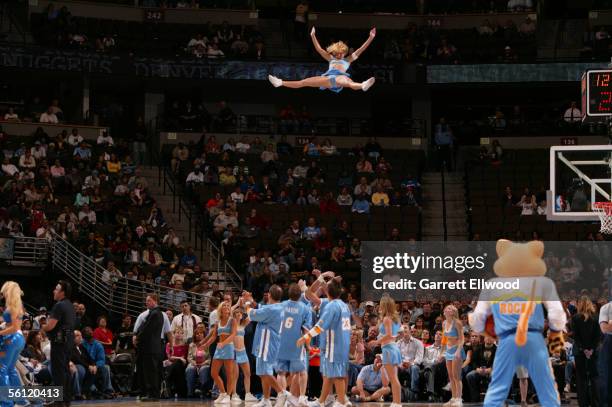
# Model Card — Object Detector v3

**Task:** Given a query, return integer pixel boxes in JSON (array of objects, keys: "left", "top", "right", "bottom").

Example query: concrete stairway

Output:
[
  {"left": 420, "top": 171, "right": 468, "bottom": 241},
  {"left": 138, "top": 167, "right": 242, "bottom": 291},
  {"left": 443, "top": 172, "right": 469, "bottom": 241},
  {"left": 421, "top": 172, "right": 445, "bottom": 241},
  {"left": 139, "top": 167, "right": 194, "bottom": 249}
]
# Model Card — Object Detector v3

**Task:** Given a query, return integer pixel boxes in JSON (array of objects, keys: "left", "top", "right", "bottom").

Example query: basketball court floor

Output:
[
  {"left": 69, "top": 401, "right": 481, "bottom": 406},
  {"left": 69, "top": 400, "right": 579, "bottom": 406}
]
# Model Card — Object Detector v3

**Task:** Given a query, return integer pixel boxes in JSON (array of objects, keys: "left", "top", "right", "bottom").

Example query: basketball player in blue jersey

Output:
[
  {"left": 304, "top": 271, "right": 336, "bottom": 407},
  {"left": 242, "top": 286, "right": 288, "bottom": 407},
  {"left": 469, "top": 240, "right": 567, "bottom": 407},
  {"left": 268, "top": 27, "right": 376, "bottom": 92},
  {"left": 297, "top": 278, "right": 351, "bottom": 407},
  {"left": 277, "top": 284, "right": 313, "bottom": 407}
]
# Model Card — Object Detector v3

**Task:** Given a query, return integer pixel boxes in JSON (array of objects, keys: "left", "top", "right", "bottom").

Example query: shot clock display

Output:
[{"left": 583, "top": 69, "right": 612, "bottom": 117}]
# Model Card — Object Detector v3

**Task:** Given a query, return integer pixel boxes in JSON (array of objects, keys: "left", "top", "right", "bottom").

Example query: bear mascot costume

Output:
[{"left": 469, "top": 239, "right": 567, "bottom": 407}]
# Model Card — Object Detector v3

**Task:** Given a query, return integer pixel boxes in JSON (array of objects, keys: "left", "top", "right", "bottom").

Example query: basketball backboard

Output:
[{"left": 548, "top": 145, "right": 612, "bottom": 221}]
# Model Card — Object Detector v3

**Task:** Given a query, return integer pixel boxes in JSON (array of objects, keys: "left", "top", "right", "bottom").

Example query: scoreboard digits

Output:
[{"left": 583, "top": 69, "right": 612, "bottom": 117}]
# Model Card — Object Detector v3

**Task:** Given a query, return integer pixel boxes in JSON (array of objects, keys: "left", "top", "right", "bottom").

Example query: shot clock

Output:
[{"left": 582, "top": 69, "right": 612, "bottom": 118}]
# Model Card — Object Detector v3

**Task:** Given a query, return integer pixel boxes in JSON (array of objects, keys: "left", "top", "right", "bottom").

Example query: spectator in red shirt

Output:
[
  {"left": 206, "top": 192, "right": 222, "bottom": 209},
  {"left": 320, "top": 192, "right": 341, "bottom": 215},
  {"left": 314, "top": 226, "right": 333, "bottom": 257},
  {"left": 93, "top": 316, "right": 114, "bottom": 356},
  {"left": 30, "top": 204, "right": 46, "bottom": 234},
  {"left": 205, "top": 135, "right": 220, "bottom": 154},
  {"left": 248, "top": 208, "right": 269, "bottom": 230}
]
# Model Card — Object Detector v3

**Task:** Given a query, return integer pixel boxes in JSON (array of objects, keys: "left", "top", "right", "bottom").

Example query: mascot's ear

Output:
[
  {"left": 527, "top": 240, "right": 544, "bottom": 258},
  {"left": 496, "top": 239, "right": 512, "bottom": 257}
]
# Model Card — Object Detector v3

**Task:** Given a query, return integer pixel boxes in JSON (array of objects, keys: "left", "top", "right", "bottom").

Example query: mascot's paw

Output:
[{"left": 547, "top": 331, "right": 564, "bottom": 354}]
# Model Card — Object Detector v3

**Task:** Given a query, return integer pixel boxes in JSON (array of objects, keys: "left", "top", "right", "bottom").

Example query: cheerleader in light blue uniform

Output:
[
  {"left": 231, "top": 306, "right": 258, "bottom": 403},
  {"left": 269, "top": 27, "right": 376, "bottom": 92},
  {"left": 0, "top": 282, "right": 26, "bottom": 407},
  {"left": 203, "top": 301, "right": 238, "bottom": 405},
  {"left": 442, "top": 305, "right": 465, "bottom": 407},
  {"left": 370, "top": 295, "right": 402, "bottom": 407}
]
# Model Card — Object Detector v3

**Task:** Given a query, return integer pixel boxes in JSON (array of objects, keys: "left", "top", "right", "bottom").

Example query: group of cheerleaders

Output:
[{"left": 203, "top": 283, "right": 467, "bottom": 407}]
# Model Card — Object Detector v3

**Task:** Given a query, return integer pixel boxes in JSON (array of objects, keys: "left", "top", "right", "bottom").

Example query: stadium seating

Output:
[
  {"left": 168, "top": 144, "right": 424, "bottom": 287},
  {"left": 466, "top": 149, "right": 601, "bottom": 240}
]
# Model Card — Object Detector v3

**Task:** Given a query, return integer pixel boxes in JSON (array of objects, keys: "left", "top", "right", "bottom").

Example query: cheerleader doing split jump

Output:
[{"left": 268, "top": 27, "right": 377, "bottom": 92}]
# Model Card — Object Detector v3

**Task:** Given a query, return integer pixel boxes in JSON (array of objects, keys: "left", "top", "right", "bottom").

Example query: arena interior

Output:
[{"left": 0, "top": 0, "right": 610, "bottom": 406}]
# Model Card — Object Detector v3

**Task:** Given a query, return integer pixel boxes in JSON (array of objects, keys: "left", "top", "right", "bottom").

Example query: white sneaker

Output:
[
  {"left": 252, "top": 398, "right": 267, "bottom": 407},
  {"left": 275, "top": 390, "right": 290, "bottom": 407},
  {"left": 298, "top": 396, "right": 309, "bottom": 407},
  {"left": 307, "top": 400, "right": 322, "bottom": 407},
  {"left": 245, "top": 393, "right": 259, "bottom": 403},
  {"left": 451, "top": 398, "right": 463, "bottom": 407},
  {"left": 443, "top": 398, "right": 455, "bottom": 407},
  {"left": 269, "top": 75, "right": 283, "bottom": 88},
  {"left": 390, "top": 403, "right": 402, "bottom": 407},
  {"left": 232, "top": 394, "right": 243, "bottom": 404},
  {"left": 442, "top": 382, "right": 451, "bottom": 391},
  {"left": 564, "top": 384, "right": 571, "bottom": 393},
  {"left": 286, "top": 394, "right": 299, "bottom": 407},
  {"left": 323, "top": 395, "right": 335, "bottom": 407},
  {"left": 215, "top": 393, "right": 231, "bottom": 404},
  {"left": 361, "top": 77, "right": 375, "bottom": 91}
]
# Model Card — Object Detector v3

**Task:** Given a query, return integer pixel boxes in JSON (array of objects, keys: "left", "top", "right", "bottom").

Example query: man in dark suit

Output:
[
  {"left": 132, "top": 293, "right": 172, "bottom": 402},
  {"left": 465, "top": 335, "right": 497, "bottom": 402},
  {"left": 70, "top": 329, "right": 95, "bottom": 399}
]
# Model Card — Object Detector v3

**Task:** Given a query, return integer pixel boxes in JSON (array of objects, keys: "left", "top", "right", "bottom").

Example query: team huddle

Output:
[{"left": 206, "top": 269, "right": 479, "bottom": 407}]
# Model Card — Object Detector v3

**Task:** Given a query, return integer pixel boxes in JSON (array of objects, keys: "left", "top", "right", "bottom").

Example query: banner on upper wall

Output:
[
  {"left": 0, "top": 46, "right": 397, "bottom": 83},
  {"left": 427, "top": 62, "right": 610, "bottom": 83}
]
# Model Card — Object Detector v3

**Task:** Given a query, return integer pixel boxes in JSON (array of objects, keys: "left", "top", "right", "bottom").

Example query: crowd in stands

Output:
[
  {"left": 137, "top": 0, "right": 253, "bottom": 8},
  {"left": 31, "top": 4, "right": 264, "bottom": 58},
  {"left": 34, "top": 0, "right": 612, "bottom": 66},
  {"left": 46, "top": 0, "right": 537, "bottom": 13},
  {"left": 29, "top": 1, "right": 539, "bottom": 64},
  {"left": 1, "top": 97, "right": 67, "bottom": 124},
  {"left": 295, "top": 0, "right": 536, "bottom": 14},
  {"left": 168, "top": 134, "right": 423, "bottom": 298},
  {"left": 185, "top": 24, "right": 265, "bottom": 60},
  {"left": 433, "top": 99, "right": 608, "bottom": 148},
  {"left": 309, "top": 16, "right": 536, "bottom": 65}
]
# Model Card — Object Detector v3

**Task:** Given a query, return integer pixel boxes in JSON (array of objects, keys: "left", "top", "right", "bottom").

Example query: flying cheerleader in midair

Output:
[{"left": 268, "top": 27, "right": 376, "bottom": 92}]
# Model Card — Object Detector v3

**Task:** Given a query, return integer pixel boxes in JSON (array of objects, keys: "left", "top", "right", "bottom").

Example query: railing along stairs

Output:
[{"left": 50, "top": 232, "right": 211, "bottom": 320}]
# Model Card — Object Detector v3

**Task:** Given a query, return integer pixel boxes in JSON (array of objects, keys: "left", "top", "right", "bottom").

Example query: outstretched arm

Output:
[
  {"left": 348, "top": 28, "right": 376, "bottom": 62},
  {"left": 311, "top": 27, "right": 331, "bottom": 61}
]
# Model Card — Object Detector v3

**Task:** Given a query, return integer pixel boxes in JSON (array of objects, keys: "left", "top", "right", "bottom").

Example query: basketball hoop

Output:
[{"left": 592, "top": 202, "right": 612, "bottom": 234}]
